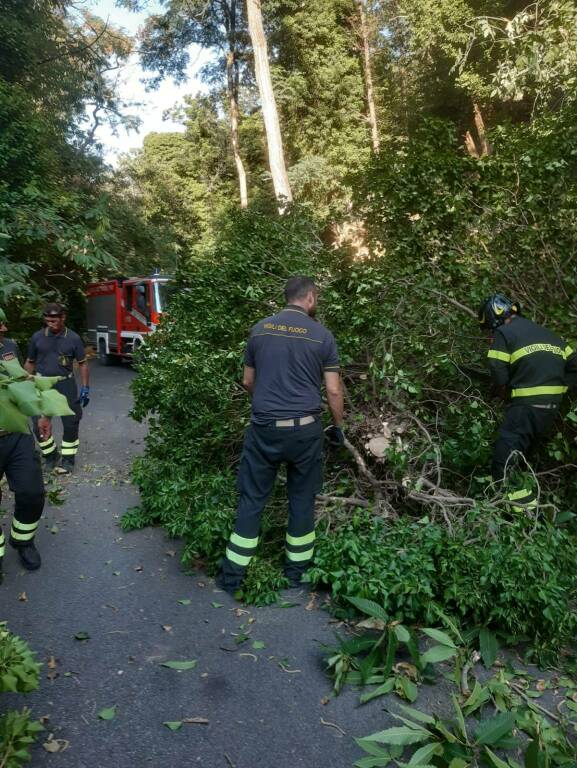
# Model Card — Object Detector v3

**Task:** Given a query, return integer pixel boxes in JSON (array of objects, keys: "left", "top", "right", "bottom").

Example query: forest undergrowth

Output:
[{"left": 125, "top": 110, "right": 577, "bottom": 668}]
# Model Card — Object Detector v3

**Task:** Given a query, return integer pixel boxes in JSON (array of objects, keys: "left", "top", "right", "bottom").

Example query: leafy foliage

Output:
[
  {"left": 0, "top": 625, "right": 42, "bottom": 768},
  {"left": 0, "top": 624, "right": 41, "bottom": 695}
]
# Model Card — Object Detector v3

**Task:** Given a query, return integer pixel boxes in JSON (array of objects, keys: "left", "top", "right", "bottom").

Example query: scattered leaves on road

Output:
[
  {"left": 43, "top": 738, "right": 70, "bottom": 753},
  {"left": 211, "top": 602, "right": 224, "bottom": 608},
  {"left": 18, "top": 591, "right": 28, "bottom": 602},
  {"left": 252, "top": 640, "right": 265, "bottom": 650},
  {"left": 160, "top": 660, "right": 198, "bottom": 671},
  {"left": 74, "top": 631, "right": 90, "bottom": 641},
  {"left": 183, "top": 717, "right": 209, "bottom": 725},
  {"left": 97, "top": 706, "right": 116, "bottom": 721},
  {"left": 178, "top": 599, "right": 191, "bottom": 605},
  {"left": 164, "top": 721, "right": 182, "bottom": 731}
]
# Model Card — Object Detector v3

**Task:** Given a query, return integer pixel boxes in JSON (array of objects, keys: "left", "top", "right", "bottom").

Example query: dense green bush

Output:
[
  {"left": 0, "top": 624, "right": 42, "bottom": 767},
  {"left": 308, "top": 511, "right": 577, "bottom": 652},
  {"left": 129, "top": 110, "right": 577, "bottom": 651}
]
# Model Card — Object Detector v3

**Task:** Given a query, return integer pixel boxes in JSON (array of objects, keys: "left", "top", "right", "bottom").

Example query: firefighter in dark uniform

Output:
[
  {"left": 25, "top": 303, "right": 90, "bottom": 473},
  {"left": 479, "top": 293, "right": 577, "bottom": 508},
  {"left": 219, "top": 276, "right": 344, "bottom": 593},
  {"left": 0, "top": 308, "right": 49, "bottom": 580}
]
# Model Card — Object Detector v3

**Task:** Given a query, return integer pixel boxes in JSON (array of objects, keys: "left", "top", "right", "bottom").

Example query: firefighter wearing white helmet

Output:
[{"left": 479, "top": 293, "right": 577, "bottom": 509}]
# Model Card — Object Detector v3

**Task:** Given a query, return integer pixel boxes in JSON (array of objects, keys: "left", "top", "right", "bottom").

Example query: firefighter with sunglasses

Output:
[{"left": 25, "top": 303, "right": 90, "bottom": 473}]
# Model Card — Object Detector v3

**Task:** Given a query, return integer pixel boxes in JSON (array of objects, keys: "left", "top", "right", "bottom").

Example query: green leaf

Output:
[
  {"left": 364, "top": 726, "right": 431, "bottom": 746},
  {"left": 346, "top": 596, "right": 389, "bottom": 622},
  {"left": 420, "top": 645, "right": 457, "bottom": 665},
  {"left": 97, "top": 706, "right": 116, "bottom": 721},
  {"left": 160, "top": 660, "right": 198, "bottom": 670},
  {"left": 421, "top": 628, "right": 456, "bottom": 648},
  {"left": 479, "top": 628, "right": 499, "bottom": 668},
  {"left": 448, "top": 760, "right": 469, "bottom": 768},
  {"left": 252, "top": 640, "right": 265, "bottom": 650},
  {"left": 7, "top": 381, "right": 42, "bottom": 415},
  {"left": 485, "top": 747, "right": 511, "bottom": 768},
  {"left": 355, "top": 738, "right": 392, "bottom": 757},
  {"left": 38, "top": 388, "right": 74, "bottom": 417},
  {"left": 359, "top": 677, "right": 395, "bottom": 704},
  {"left": 163, "top": 721, "right": 183, "bottom": 731},
  {"left": 452, "top": 695, "right": 467, "bottom": 741},
  {"left": 475, "top": 712, "right": 515, "bottom": 746},
  {"left": 408, "top": 743, "right": 443, "bottom": 765},
  {"left": 354, "top": 758, "right": 392, "bottom": 768},
  {"left": 383, "top": 630, "right": 398, "bottom": 677},
  {"left": 74, "top": 631, "right": 90, "bottom": 641},
  {"left": 398, "top": 676, "right": 418, "bottom": 703},
  {"left": 394, "top": 625, "right": 411, "bottom": 643},
  {"left": 211, "top": 602, "right": 224, "bottom": 608},
  {"left": 396, "top": 705, "right": 435, "bottom": 725},
  {"left": 463, "top": 680, "right": 491, "bottom": 715},
  {"left": 178, "top": 599, "right": 191, "bottom": 605}
]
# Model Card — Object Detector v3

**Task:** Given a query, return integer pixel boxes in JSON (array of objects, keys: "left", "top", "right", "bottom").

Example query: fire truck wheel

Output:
[{"left": 98, "top": 340, "right": 115, "bottom": 366}]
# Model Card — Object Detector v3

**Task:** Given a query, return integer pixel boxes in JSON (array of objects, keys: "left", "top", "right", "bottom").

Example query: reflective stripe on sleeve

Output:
[
  {"left": 511, "top": 385, "right": 568, "bottom": 398},
  {"left": 487, "top": 350, "right": 511, "bottom": 363},
  {"left": 0, "top": 530, "right": 5, "bottom": 558},
  {"left": 565, "top": 345, "right": 574, "bottom": 359}
]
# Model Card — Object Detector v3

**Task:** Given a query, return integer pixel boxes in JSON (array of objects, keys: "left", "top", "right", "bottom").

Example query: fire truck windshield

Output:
[{"left": 154, "top": 281, "right": 175, "bottom": 313}]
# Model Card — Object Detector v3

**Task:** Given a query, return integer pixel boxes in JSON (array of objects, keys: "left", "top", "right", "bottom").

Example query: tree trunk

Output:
[
  {"left": 225, "top": 1, "right": 248, "bottom": 208},
  {"left": 245, "top": 0, "right": 292, "bottom": 205},
  {"left": 356, "top": 0, "right": 379, "bottom": 152},
  {"left": 464, "top": 103, "right": 492, "bottom": 158}
]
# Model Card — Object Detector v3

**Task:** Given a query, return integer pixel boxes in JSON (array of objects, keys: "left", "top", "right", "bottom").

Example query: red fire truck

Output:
[{"left": 86, "top": 273, "right": 173, "bottom": 364}]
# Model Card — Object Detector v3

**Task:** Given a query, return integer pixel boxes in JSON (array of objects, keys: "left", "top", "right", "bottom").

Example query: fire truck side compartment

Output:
[{"left": 86, "top": 282, "right": 120, "bottom": 353}]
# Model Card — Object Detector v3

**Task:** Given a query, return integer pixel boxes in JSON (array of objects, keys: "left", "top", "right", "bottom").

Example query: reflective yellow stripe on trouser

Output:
[
  {"left": 0, "top": 530, "right": 5, "bottom": 558},
  {"left": 507, "top": 488, "right": 537, "bottom": 513},
  {"left": 225, "top": 532, "right": 259, "bottom": 568},
  {"left": 38, "top": 436, "right": 56, "bottom": 456},
  {"left": 285, "top": 530, "right": 315, "bottom": 564},
  {"left": 10, "top": 519, "right": 39, "bottom": 542},
  {"left": 61, "top": 439, "right": 80, "bottom": 456}
]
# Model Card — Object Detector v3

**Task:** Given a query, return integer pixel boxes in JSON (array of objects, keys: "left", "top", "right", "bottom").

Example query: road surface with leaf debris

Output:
[{"left": 1, "top": 362, "right": 400, "bottom": 767}]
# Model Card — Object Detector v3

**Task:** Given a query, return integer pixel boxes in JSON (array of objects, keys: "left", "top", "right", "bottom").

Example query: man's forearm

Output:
[
  {"left": 327, "top": 390, "right": 344, "bottom": 426},
  {"left": 79, "top": 363, "right": 89, "bottom": 387}
]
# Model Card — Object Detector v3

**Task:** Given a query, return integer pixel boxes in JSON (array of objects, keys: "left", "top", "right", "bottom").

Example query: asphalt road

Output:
[{"left": 1, "top": 362, "right": 397, "bottom": 768}]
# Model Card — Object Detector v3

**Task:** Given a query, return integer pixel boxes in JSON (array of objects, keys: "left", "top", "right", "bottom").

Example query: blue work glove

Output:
[
  {"left": 324, "top": 424, "right": 345, "bottom": 446},
  {"left": 79, "top": 386, "right": 90, "bottom": 408}
]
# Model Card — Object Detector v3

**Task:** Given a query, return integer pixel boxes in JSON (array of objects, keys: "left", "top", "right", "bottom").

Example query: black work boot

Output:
[
  {"left": 44, "top": 451, "right": 59, "bottom": 471},
  {"left": 215, "top": 573, "right": 242, "bottom": 596},
  {"left": 10, "top": 539, "right": 42, "bottom": 571},
  {"left": 58, "top": 456, "right": 75, "bottom": 475}
]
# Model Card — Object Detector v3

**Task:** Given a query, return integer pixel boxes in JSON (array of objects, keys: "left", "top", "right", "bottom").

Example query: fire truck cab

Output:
[{"left": 86, "top": 273, "right": 172, "bottom": 364}]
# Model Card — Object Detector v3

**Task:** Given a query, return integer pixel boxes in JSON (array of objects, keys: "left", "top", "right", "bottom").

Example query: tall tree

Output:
[
  {"left": 356, "top": 0, "right": 380, "bottom": 151},
  {"left": 0, "top": 1, "right": 135, "bottom": 313},
  {"left": 136, "top": 0, "right": 250, "bottom": 207},
  {"left": 246, "top": 0, "right": 292, "bottom": 204}
]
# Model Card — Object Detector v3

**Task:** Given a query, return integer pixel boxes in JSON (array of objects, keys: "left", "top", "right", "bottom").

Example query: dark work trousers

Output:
[
  {"left": 33, "top": 377, "right": 82, "bottom": 460},
  {"left": 222, "top": 418, "right": 324, "bottom": 588},
  {"left": 0, "top": 433, "right": 45, "bottom": 557},
  {"left": 492, "top": 404, "right": 558, "bottom": 508}
]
